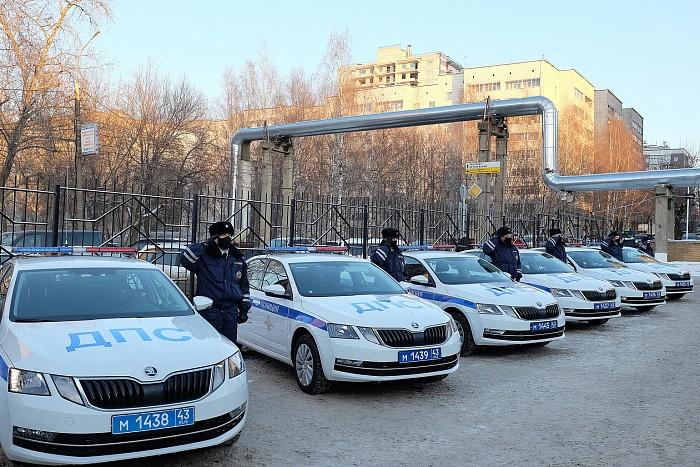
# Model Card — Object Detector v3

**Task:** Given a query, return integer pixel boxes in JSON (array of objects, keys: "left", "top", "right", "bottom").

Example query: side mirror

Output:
[
  {"left": 193, "top": 296, "right": 213, "bottom": 311},
  {"left": 409, "top": 275, "right": 430, "bottom": 285},
  {"left": 263, "top": 284, "right": 288, "bottom": 298}
]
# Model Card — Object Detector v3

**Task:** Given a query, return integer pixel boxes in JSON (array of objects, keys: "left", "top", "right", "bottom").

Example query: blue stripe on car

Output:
[
  {"left": 523, "top": 282, "right": 552, "bottom": 292},
  {"left": 252, "top": 298, "right": 327, "bottom": 331},
  {"left": 0, "top": 355, "right": 9, "bottom": 381},
  {"left": 408, "top": 289, "right": 477, "bottom": 309}
]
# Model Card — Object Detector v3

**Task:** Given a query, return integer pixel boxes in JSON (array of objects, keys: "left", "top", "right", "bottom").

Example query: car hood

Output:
[
  {"left": 624, "top": 262, "right": 687, "bottom": 275},
  {"left": 442, "top": 281, "right": 557, "bottom": 307},
  {"left": 1, "top": 314, "right": 237, "bottom": 379},
  {"left": 522, "top": 272, "right": 614, "bottom": 292},
  {"left": 578, "top": 267, "right": 658, "bottom": 282},
  {"left": 300, "top": 294, "right": 450, "bottom": 330}
]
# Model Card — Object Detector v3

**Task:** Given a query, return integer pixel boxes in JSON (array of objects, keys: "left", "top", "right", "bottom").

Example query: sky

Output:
[{"left": 96, "top": 0, "right": 699, "bottom": 148}]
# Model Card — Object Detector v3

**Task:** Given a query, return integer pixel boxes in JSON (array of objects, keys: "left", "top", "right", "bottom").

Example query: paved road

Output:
[{"left": 4, "top": 285, "right": 699, "bottom": 466}]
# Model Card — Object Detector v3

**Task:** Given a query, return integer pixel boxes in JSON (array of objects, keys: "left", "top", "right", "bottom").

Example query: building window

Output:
[
  {"left": 575, "top": 88, "right": 584, "bottom": 101},
  {"left": 429, "top": 101, "right": 436, "bottom": 108},
  {"left": 469, "top": 82, "right": 501, "bottom": 93},
  {"left": 359, "top": 78, "right": 366, "bottom": 85},
  {"left": 360, "top": 69, "right": 366, "bottom": 76},
  {"left": 402, "top": 73, "right": 406, "bottom": 79},
  {"left": 410, "top": 72, "right": 418, "bottom": 79},
  {"left": 402, "top": 64, "right": 407, "bottom": 70}
]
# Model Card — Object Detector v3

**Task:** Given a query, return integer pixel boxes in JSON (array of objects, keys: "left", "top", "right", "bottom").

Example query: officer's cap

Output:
[
  {"left": 549, "top": 228, "right": 562, "bottom": 236},
  {"left": 381, "top": 227, "right": 400, "bottom": 238},
  {"left": 209, "top": 221, "right": 235, "bottom": 237},
  {"left": 496, "top": 226, "right": 512, "bottom": 237}
]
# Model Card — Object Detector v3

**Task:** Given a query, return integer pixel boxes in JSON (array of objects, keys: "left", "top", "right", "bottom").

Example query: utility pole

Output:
[{"left": 74, "top": 80, "right": 85, "bottom": 210}]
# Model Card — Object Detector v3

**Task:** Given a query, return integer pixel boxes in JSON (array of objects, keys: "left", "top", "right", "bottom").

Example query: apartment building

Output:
[{"left": 643, "top": 144, "right": 693, "bottom": 170}]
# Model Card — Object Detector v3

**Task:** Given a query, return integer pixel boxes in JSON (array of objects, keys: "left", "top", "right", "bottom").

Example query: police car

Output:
[
  {"left": 516, "top": 250, "right": 621, "bottom": 325},
  {"left": 565, "top": 247, "right": 666, "bottom": 311},
  {"left": 403, "top": 250, "right": 564, "bottom": 356},
  {"left": 238, "top": 247, "right": 461, "bottom": 394},
  {"left": 616, "top": 247, "right": 693, "bottom": 300},
  {"left": 0, "top": 247, "right": 247, "bottom": 465}
]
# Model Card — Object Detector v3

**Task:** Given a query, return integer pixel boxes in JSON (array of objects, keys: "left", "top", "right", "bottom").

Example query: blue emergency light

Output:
[
  {"left": 265, "top": 246, "right": 348, "bottom": 253},
  {"left": 11, "top": 246, "right": 137, "bottom": 255}
]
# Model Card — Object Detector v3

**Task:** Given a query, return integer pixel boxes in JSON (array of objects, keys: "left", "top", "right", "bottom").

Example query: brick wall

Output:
[{"left": 668, "top": 240, "right": 700, "bottom": 262}]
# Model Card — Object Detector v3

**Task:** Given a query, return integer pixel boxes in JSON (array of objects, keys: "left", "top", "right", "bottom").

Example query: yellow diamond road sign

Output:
[
  {"left": 465, "top": 161, "right": 501, "bottom": 174},
  {"left": 467, "top": 183, "right": 483, "bottom": 199}
]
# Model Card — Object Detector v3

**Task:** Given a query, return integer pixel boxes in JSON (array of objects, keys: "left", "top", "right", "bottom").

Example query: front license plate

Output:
[
  {"left": 530, "top": 320, "right": 558, "bottom": 332},
  {"left": 398, "top": 348, "right": 441, "bottom": 363},
  {"left": 643, "top": 291, "right": 662, "bottom": 299},
  {"left": 112, "top": 407, "right": 194, "bottom": 435},
  {"left": 594, "top": 302, "right": 617, "bottom": 310},
  {"left": 676, "top": 281, "right": 692, "bottom": 287}
]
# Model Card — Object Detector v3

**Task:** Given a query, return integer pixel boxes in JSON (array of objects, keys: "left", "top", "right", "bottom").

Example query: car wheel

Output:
[
  {"left": 293, "top": 334, "right": 331, "bottom": 394},
  {"left": 666, "top": 294, "right": 685, "bottom": 301},
  {"left": 220, "top": 433, "right": 241, "bottom": 447},
  {"left": 587, "top": 319, "right": 609, "bottom": 326},
  {"left": 634, "top": 305, "right": 657, "bottom": 312},
  {"left": 449, "top": 311, "right": 477, "bottom": 356}
]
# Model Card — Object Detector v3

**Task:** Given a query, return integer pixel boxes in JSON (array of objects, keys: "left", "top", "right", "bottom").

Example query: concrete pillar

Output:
[
  {"left": 260, "top": 147, "right": 274, "bottom": 243},
  {"left": 654, "top": 184, "right": 674, "bottom": 256},
  {"left": 235, "top": 158, "right": 254, "bottom": 238}
]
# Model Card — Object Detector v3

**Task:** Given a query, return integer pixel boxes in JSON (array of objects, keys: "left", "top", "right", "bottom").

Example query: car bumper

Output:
[
  {"left": 557, "top": 296, "right": 622, "bottom": 322},
  {"left": 321, "top": 333, "right": 461, "bottom": 382},
  {"left": 615, "top": 286, "right": 666, "bottom": 307},
  {"left": 1, "top": 374, "right": 248, "bottom": 465},
  {"left": 469, "top": 313, "right": 566, "bottom": 346},
  {"left": 660, "top": 278, "right": 694, "bottom": 295}
]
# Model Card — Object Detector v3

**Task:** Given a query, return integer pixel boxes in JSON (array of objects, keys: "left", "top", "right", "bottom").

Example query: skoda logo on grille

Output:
[
  {"left": 646, "top": 279, "right": 652, "bottom": 284},
  {"left": 144, "top": 367, "right": 158, "bottom": 378},
  {"left": 598, "top": 287, "right": 604, "bottom": 292},
  {"left": 410, "top": 322, "right": 420, "bottom": 329},
  {"left": 536, "top": 302, "right": 542, "bottom": 307}
]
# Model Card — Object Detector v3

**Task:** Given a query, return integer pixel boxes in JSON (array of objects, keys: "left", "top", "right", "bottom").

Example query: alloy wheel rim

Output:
[{"left": 295, "top": 343, "right": 314, "bottom": 386}]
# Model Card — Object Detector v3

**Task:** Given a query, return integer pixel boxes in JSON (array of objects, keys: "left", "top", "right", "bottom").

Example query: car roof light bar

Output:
[{"left": 11, "top": 246, "right": 137, "bottom": 255}]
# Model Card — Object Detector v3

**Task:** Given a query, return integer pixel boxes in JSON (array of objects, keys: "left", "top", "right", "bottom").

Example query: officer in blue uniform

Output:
[
  {"left": 483, "top": 226, "right": 522, "bottom": 281},
  {"left": 180, "top": 221, "right": 251, "bottom": 343},
  {"left": 371, "top": 228, "right": 406, "bottom": 282},
  {"left": 545, "top": 227, "right": 567, "bottom": 262},
  {"left": 638, "top": 236, "right": 655, "bottom": 257},
  {"left": 601, "top": 231, "right": 623, "bottom": 261}
]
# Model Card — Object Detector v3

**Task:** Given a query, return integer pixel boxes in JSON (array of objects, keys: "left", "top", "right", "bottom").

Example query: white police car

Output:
[
  {"left": 518, "top": 250, "right": 621, "bottom": 324},
  {"left": 565, "top": 247, "right": 666, "bottom": 311},
  {"left": 238, "top": 247, "right": 461, "bottom": 394},
  {"left": 618, "top": 247, "right": 693, "bottom": 300},
  {"left": 0, "top": 247, "right": 247, "bottom": 465},
  {"left": 403, "top": 250, "right": 564, "bottom": 356}
]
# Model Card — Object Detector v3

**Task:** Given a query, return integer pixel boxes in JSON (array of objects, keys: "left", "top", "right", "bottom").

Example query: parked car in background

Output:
[
  {"left": 616, "top": 247, "right": 693, "bottom": 300},
  {"left": 138, "top": 241, "right": 189, "bottom": 291}
]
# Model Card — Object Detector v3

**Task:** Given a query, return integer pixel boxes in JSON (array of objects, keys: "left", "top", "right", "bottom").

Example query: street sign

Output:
[
  {"left": 80, "top": 123, "right": 98, "bottom": 156},
  {"left": 467, "top": 183, "right": 483, "bottom": 199},
  {"left": 465, "top": 161, "right": 501, "bottom": 174}
]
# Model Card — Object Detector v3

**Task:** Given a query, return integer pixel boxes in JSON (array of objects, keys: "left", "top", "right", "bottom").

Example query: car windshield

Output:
[
  {"left": 520, "top": 253, "right": 575, "bottom": 274},
  {"left": 569, "top": 250, "right": 625, "bottom": 269},
  {"left": 289, "top": 261, "right": 405, "bottom": 297},
  {"left": 622, "top": 248, "right": 660, "bottom": 264},
  {"left": 10, "top": 267, "right": 192, "bottom": 322},
  {"left": 424, "top": 256, "right": 510, "bottom": 284}
]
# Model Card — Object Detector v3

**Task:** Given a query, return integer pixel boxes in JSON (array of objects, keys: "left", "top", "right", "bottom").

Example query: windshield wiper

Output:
[{"left": 14, "top": 318, "right": 55, "bottom": 323}]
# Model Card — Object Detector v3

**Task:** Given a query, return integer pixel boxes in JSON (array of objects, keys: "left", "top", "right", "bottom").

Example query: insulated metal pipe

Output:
[{"left": 230, "top": 96, "right": 700, "bottom": 193}]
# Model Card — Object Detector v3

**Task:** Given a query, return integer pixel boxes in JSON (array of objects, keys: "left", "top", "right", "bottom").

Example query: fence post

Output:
[
  {"left": 51, "top": 185, "right": 61, "bottom": 247},
  {"left": 288, "top": 198, "right": 296, "bottom": 247},
  {"left": 466, "top": 209, "right": 471, "bottom": 246},
  {"left": 419, "top": 209, "right": 425, "bottom": 245},
  {"left": 362, "top": 204, "right": 369, "bottom": 259},
  {"left": 189, "top": 195, "right": 200, "bottom": 299}
]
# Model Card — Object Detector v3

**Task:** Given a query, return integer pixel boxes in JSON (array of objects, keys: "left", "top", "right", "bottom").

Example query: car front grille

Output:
[
  {"left": 667, "top": 272, "right": 691, "bottom": 281},
  {"left": 376, "top": 325, "right": 448, "bottom": 348},
  {"left": 80, "top": 368, "right": 212, "bottom": 410},
  {"left": 514, "top": 304, "right": 560, "bottom": 320},
  {"left": 581, "top": 289, "right": 617, "bottom": 301},
  {"left": 633, "top": 280, "right": 663, "bottom": 290}
]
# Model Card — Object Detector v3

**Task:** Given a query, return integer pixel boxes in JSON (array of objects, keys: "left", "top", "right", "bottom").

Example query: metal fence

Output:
[{"left": 0, "top": 181, "right": 634, "bottom": 295}]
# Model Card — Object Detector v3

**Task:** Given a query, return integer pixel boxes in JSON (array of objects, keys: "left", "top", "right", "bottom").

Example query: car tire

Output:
[
  {"left": 220, "top": 433, "right": 241, "bottom": 447},
  {"left": 449, "top": 311, "right": 477, "bottom": 356},
  {"left": 666, "top": 294, "right": 685, "bottom": 301},
  {"left": 293, "top": 334, "right": 331, "bottom": 394},
  {"left": 587, "top": 319, "right": 609, "bottom": 325},
  {"left": 634, "top": 305, "right": 657, "bottom": 312}
]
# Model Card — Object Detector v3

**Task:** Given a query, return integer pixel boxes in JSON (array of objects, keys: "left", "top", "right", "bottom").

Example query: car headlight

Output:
[
  {"left": 51, "top": 375, "right": 84, "bottom": 405},
  {"left": 227, "top": 351, "right": 245, "bottom": 378},
  {"left": 327, "top": 323, "right": 359, "bottom": 339},
  {"left": 608, "top": 280, "right": 624, "bottom": 287},
  {"left": 357, "top": 326, "right": 381, "bottom": 344},
  {"left": 8, "top": 369, "right": 50, "bottom": 396},
  {"left": 550, "top": 288, "right": 573, "bottom": 297},
  {"left": 476, "top": 303, "right": 502, "bottom": 315},
  {"left": 445, "top": 319, "right": 454, "bottom": 340},
  {"left": 211, "top": 360, "right": 226, "bottom": 392}
]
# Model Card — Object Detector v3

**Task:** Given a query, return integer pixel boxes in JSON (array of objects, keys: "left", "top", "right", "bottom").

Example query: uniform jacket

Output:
[
  {"left": 601, "top": 238, "right": 623, "bottom": 261},
  {"left": 483, "top": 236, "right": 522, "bottom": 280},
  {"left": 546, "top": 237, "right": 567, "bottom": 262},
  {"left": 639, "top": 244, "right": 655, "bottom": 257},
  {"left": 371, "top": 242, "right": 406, "bottom": 282}
]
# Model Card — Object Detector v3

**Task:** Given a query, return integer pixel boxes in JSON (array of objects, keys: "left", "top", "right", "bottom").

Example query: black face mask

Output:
[
  {"left": 557, "top": 236, "right": 566, "bottom": 245},
  {"left": 503, "top": 237, "right": 513, "bottom": 245},
  {"left": 389, "top": 239, "right": 398, "bottom": 248},
  {"left": 217, "top": 236, "right": 232, "bottom": 250}
]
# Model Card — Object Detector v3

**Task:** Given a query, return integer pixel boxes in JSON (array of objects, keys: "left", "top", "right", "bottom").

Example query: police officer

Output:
[
  {"left": 483, "top": 226, "right": 522, "bottom": 281},
  {"left": 638, "top": 236, "right": 655, "bottom": 257},
  {"left": 601, "top": 231, "right": 623, "bottom": 261},
  {"left": 371, "top": 228, "right": 406, "bottom": 281},
  {"left": 180, "top": 221, "right": 251, "bottom": 343},
  {"left": 546, "top": 227, "right": 567, "bottom": 262}
]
